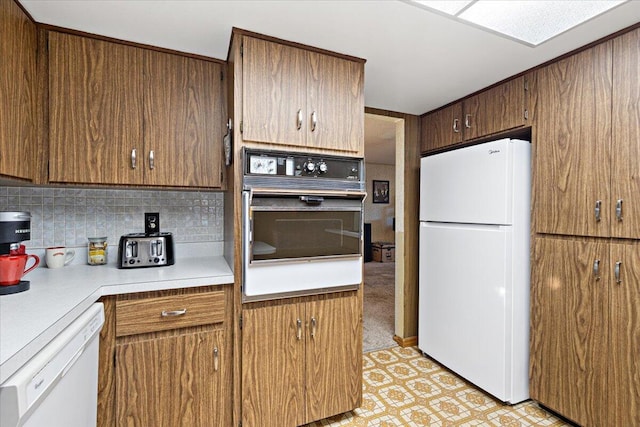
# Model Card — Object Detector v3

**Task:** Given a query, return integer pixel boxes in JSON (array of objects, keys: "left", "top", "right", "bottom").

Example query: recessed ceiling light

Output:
[{"left": 408, "top": 0, "right": 629, "bottom": 46}]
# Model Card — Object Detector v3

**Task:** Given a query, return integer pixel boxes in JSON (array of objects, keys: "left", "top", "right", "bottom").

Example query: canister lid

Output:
[{"left": 0, "top": 212, "right": 31, "bottom": 222}]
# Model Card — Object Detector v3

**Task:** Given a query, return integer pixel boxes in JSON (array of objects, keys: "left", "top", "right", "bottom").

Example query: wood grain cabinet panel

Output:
[
  {"left": 420, "top": 103, "right": 463, "bottom": 152},
  {"left": 98, "top": 286, "right": 232, "bottom": 427},
  {"left": 241, "top": 292, "right": 362, "bottom": 427},
  {"left": 0, "top": 0, "right": 37, "bottom": 181},
  {"left": 307, "top": 52, "right": 364, "bottom": 154},
  {"left": 531, "top": 42, "right": 613, "bottom": 238},
  {"left": 48, "top": 32, "right": 224, "bottom": 188},
  {"left": 241, "top": 301, "right": 305, "bottom": 427},
  {"left": 421, "top": 77, "right": 526, "bottom": 153},
  {"left": 116, "top": 330, "right": 226, "bottom": 427},
  {"left": 531, "top": 237, "right": 640, "bottom": 427},
  {"left": 529, "top": 237, "right": 608, "bottom": 426},
  {"left": 463, "top": 76, "right": 526, "bottom": 140},
  {"left": 241, "top": 35, "right": 365, "bottom": 155},
  {"left": 48, "top": 32, "right": 145, "bottom": 185},
  {"left": 608, "top": 242, "right": 640, "bottom": 427},
  {"left": 144, "top": 51, "right": 223, "bottom": 187},
  {"left": 611, "top": 28, "right": 640, "bottom": 239},
  {"left": 305, "top": 293, "right": 362, "bottom": 424},
  {"left": 242, "top": 36, "right": 307, "bottom": 148},
  {"left": 115, "top": 290, "right": 225, "bottom": 337}
]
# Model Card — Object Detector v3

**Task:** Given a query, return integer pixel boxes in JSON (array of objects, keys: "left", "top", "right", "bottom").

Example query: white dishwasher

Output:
[{"left": 0, "top": 303, "right": 104, "bottom": 427}]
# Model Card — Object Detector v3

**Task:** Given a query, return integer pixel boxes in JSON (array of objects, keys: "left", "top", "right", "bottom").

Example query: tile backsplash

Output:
[{"left": 0, "top": 187, "right": 224, "bottom": 249}]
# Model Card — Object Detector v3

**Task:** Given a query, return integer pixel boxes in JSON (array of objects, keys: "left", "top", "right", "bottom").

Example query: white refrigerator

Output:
[{"left": 418, "top": 138, "right": 531, "bottom": 404}]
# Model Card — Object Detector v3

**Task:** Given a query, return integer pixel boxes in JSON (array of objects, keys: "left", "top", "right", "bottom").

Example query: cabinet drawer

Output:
[{"left": 116, "top": 290, "right": 225, "bottom": 337}]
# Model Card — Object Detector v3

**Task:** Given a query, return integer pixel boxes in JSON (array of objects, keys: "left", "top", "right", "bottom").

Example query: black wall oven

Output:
[{"left": 242, "top": 148, "right": 365, "bottom": 302}]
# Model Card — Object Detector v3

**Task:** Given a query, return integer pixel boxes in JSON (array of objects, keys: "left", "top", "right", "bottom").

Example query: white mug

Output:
[{"left": 45, "top": 247, "right": 75, "bottom": 269}]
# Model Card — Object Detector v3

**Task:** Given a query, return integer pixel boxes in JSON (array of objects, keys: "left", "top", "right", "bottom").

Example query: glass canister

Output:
[{"left": 88, "top": 237, "right": 108, "bottom": 265}]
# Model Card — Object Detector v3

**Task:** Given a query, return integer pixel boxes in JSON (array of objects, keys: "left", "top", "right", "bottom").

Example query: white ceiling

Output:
[{"left": 18, "top": 0, "right": 640, "bottom": 116}]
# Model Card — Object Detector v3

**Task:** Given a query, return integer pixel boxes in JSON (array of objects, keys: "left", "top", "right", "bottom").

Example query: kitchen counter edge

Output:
[{"left": 0, "top": 256, "right": 234, "bottom": 384}]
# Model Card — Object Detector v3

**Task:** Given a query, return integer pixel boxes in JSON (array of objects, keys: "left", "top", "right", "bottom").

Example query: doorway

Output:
[{"left": 363, "top": 113, "right": 404, "bottom": 352}]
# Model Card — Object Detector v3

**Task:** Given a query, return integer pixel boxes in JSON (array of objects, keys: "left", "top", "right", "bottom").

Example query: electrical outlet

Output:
[{"left": 145, "top": 212, "right": 160, "bottom": 235}]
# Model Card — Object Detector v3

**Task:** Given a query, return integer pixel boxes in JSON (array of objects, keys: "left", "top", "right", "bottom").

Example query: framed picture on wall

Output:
[{"left": 372, "top": 180, "right": 390, "bottom": 204}]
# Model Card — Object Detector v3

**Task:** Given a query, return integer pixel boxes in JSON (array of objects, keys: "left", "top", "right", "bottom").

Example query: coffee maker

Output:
[{"left": 0, "top": 211, "right": 33, "bottom": 295}]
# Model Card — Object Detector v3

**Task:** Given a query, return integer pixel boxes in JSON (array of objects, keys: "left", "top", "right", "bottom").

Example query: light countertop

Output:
[{"left": 0, "top": 256, "right": 234, "bottom": 384}]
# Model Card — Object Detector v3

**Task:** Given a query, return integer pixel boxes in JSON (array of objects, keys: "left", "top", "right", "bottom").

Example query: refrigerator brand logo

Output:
[{"left": 488, "top": 149, "right": 501, "bottom": 155}]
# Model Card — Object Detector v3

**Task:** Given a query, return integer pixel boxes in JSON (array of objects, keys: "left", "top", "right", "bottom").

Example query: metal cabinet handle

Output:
[
  {"left": 161, "top": 308, "right": 187, "bottom": 317},
  {"left": 616, "top": 199, "right": 623, "bottom": 221},
  {"left": 149, "top": 150, "right": 155, "bottom": 170},
  {"left": 595, "top": 200, "right": 602, "bottom": 222},
  {"left": 593, "top": 259, "right": 601, "bottom": 281},
  {"left": 213, "top": 347, "right": 219, "bottom": 371},
  {"left": 311, "top": 111, "right": 317, "bottom": 132},
  {"left": 465, "top": 114, "right": 472, "bottom": 129},
  {"left": 310, "top": 317, "right": 317, "bottom": 339},
  {"left": 615, "top": 261, "right": 622, "bottom": 284},
  {"left": 131, "top": 149, "right": 137, "bottom": 169},
  {"left": 296, "top": 319, "right": 302, "bottom": 340},
  {"left": 296, "top": 110, "right": 303, "bottom": 130},
  {"left": 453, "top": 118, "right": 460, "bottom": 133}
]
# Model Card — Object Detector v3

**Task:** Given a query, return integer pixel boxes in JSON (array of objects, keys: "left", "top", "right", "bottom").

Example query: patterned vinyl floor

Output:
[{"left": 305, "top": 346, "right": 573, "bottom": 427}]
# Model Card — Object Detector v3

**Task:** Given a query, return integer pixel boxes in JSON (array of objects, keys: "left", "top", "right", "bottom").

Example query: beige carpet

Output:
[
  {"left": 305, "top": 346, "right": 572, "bottom": 427},
  {"left": 363, "top": 261, "right": 397, "bottom": 353}
]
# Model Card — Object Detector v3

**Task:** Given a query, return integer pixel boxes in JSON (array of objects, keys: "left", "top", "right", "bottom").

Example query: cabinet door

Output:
[
  {"left": 242, "top": 302, "right": 305, "bottom": 427},
  {"left": 304, "top": 292, "right": 362, "bottom": 424},
  {"left": 608, "top": 242, "right": 640, "bottom": 426},
  {"left": 611, "top": 28, "right": 640, "bottom": 239},
  {"left": 49, "top": 32, "right": 144, "bottom": 184},
  {"left": 242, "top": 36, "right": 307, "bottom": 147},
  {"left": 529, "top": 237, "right": 608, "bottom": 427},
  {"left": 307, "top": 53, "right": 364, "bottom": 154},
  {"left": 420, "top": 103, "right": 463, "bottom": 152},
  {"left": 0, "top": 0, "right": 36, "bottom": 181},
  {"left": 115, "top": 330, "right": 226, "bottom": 427},
  {"left": 531, "top": 42, "right": 612, "bottom": 237},
  {"left": 463, "top": 76, "right": 525, "bottom": 140},
  {"left": 144, "top": 51, "right": 223, "bottom": 187}
]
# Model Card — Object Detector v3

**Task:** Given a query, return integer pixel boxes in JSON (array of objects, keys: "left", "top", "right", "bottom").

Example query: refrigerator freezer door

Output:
[
  {"left": 418, "top": 222, "right": 524, "bottom": 403},
  {"left": 419, "top": 139, "right": 528, "bottom": 225}
]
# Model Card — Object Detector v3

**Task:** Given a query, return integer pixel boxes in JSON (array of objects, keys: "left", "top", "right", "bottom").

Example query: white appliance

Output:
[
  {"left": 418, "top": 138, "right": 531, "bottom": 404},
  {"left": 0, "top": 303, "right": 105, "bottom": 427}
]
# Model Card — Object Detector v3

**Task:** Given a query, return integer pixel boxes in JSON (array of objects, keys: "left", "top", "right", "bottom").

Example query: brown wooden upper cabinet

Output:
[
  {"left": 532, "top": 28, "right": 639, "bottom": 240},
  {"left": 421, "top": 76, "right": 527, "bottom": 153},
  {"left": 241, "top": 35, "right": 365, "bottom": 155},
  {"left": 49, "top": 32, "right": 224, "bottom": 188},
  {"left": 0, "top": 0, "right": 37, "bottom": 182}
]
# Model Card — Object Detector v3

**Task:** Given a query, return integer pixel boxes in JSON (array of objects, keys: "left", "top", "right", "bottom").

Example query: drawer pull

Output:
[
  {"left": 594, "top": 200, "right": 602, "bottom": 222},
  {"left": 161, "top": 308, "right": 187, "bottom": 317},
  {"left": 615, "top": 261, "right": 622, "bottom": 284}
]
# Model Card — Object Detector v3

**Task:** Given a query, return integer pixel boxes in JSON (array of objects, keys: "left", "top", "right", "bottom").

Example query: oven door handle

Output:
[
  {"left": 299, "top": 195, "right": 324, "bottom": 205},
  {"left": 243, "top": 191, "right": 253, "bottom": 265}
]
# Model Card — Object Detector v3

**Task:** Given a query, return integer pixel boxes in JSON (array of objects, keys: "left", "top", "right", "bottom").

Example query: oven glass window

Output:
[{"left": 251, "top": 209, "right": 362, "bottom": 261}]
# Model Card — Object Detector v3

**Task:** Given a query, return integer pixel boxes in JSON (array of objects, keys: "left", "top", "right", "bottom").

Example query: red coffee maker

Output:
[{"left": 0, "top": 212, "right": 37, "bottom": 295}]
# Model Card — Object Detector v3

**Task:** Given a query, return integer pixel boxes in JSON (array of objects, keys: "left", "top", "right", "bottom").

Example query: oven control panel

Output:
[{"left": 244, "top": 149, "right": 362, "bottom": 181}]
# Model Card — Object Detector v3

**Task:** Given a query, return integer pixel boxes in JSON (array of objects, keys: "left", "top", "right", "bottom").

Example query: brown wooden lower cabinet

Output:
[
  {"left": 241, "top": 291, "right": 362, "bottom": 427},
  {"left": 530, "top": 237, "right": 639, "bottom": 427},
  {"left": 97, "top": 285, "right": 232, "bottom": 427}
]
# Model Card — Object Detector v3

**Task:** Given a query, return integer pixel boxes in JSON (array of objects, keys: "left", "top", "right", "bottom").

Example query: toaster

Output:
[{"left": 117, "top": 232, "right": 175, "bottom": 268}]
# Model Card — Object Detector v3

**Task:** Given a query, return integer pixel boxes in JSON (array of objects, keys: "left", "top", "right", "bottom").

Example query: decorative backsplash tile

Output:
[{"left": 0, "top": 186, "right": 224, "bottom": 249}]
